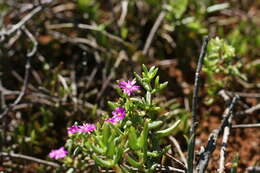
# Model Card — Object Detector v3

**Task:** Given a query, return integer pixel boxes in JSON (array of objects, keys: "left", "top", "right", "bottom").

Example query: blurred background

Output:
[{"left": 0, "top": 0, "right": 259, "bottom": 172}]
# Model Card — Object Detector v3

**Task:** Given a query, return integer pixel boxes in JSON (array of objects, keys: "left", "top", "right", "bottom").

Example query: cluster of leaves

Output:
[
  {"left": 59, "top": 65, "right": 181, "bottom": 172},
  {"left": 203, "top": 37, "right": 246, "bottom": 104},
  {"left": 0, "top": 0, "right": 259, "bottom": 172}
]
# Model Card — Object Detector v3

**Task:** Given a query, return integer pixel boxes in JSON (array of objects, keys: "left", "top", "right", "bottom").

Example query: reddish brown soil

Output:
[{"left": 196, "top": 110, "right": 260, "bottom": 172}]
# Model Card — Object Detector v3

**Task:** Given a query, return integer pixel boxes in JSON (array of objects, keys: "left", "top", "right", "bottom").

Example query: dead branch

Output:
[
  {"left": 232, "top": 123, "right": 260, "bottom": 128},
  {"left": 195, "top": 96, "right": 238, "bottom": 173},
  {"left": 246, "top": 166, "right": 260, "bottom": 173},
  {"left": 217, "top": 90, "right": 234, "bottom": 173},
  {"left": 118, "top": 0, "right": 128, "bottom": 26},
  {"left": 0, "top": 6, "right": 42, "bottom": 39},
  {"left": 45, "top": 22, "right": 129, "bottom": 46},
  {"left": 218, "top": 102, "right": 234, "bottom": 173},
  {"left": 0, "top": 152, "right": 60, "bottom": 168},
  {"left": 187, "top": 36, "right": 209, "bottom": 173},
  {"left": 142, "top": 10, "right": 166, "bottom": 56},
  {"left": 0, "top": 55, "right": 31, "bottom": 120},
  {"left": 47, "top": 30, "right": 106, "bottom": 52},
  {"left": 22, "top": 26, "right": 38, "bottom": 57},
  {"left": 169, "top": 136, "right": 187, "bottom": 168},
  {"left": 227, "top": 91, "right": 260, "bottom": 98},
  {"left": 166, "top": 153, "right": 186, "bottom": 169},
  {"left": 236, "top": 103, "right": 260, "bottom": 115}
]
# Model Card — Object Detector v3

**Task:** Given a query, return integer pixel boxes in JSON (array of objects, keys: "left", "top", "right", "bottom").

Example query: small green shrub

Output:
[{"left": 48, "top": 65, "right": 185, "bottom": 172}]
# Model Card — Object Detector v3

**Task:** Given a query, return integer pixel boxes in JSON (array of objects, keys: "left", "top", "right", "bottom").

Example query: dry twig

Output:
[
  {"left": 236, "top": 103, "right": 260, "bottom": 115},
  {"left": 187, "top": 36, "right": 209, "bottom": 173},
  {"left": 142, "top": 11, "right": 166, "bottom": 56},
  {"left": 45, "top": 23, "right": 129, "bottom": 46},
  {"left": 0, "top": 152, "right": 60, "bottom": 168},
  {"left": 118, "top": 0, "right": 129, "bottom": 26},
  {"left": 218, "top": 101, "right": 234, "bottom": 172},
  {"left": 0, "top": 6, "right": 42, "bottom": 39},
  {"left": 0, "top": 55, "right": 31, "bottom": 120},
  {"left": 232, "top": 123, "right": 260, "bottom": 128},
  {"left": 169, "top": 136, "right": 187, "bottom": 168},
  {"left": 196, "top": 96, "right": 239, "bottom": 173}
]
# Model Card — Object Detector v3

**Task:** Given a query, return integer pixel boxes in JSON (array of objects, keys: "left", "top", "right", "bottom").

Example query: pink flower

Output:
[
  {"left": 67, "top": 125, "right": 80, "bottom": 135},
  {"left": 48, "top": 146, "right": 68, "bottom": 159},
  {"left": 118, "top": 80, "right": 140, "bottom": 96},
  {"left": 112, "top": 107, "right": 126, "bottom": 118},
  {"left": 79, "top": 123, "right": 96, "bottom": 133},
  {"left": 105, "top": 107, "right": 126, "bottom": 124}
]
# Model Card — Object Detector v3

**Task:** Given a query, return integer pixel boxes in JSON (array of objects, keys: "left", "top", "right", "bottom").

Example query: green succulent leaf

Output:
[
  {"left": 148, "top": 120, "right": 163, "bottom": 130},
  {"left": 126, "top": 154, "right": 142, "bottom": 168},
  {"left": 92, "top": 154, "right": 114, "bottom": 168},
  {"left": 128, "top": 127, "right": 140, "bottom": 150},
  {"left": 155, "top": 120, "right": 181, "bottom": 137}
]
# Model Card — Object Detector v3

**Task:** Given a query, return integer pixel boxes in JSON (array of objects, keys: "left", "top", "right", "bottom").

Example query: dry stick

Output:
[
  {"left": 196, "top": 96, "right": 239, "bottom": 173},
  {"left": 123, "top": 163, "right": 185, "bottom": 173},
  {"left": 22, "top": 26, "right": 38, "bottom": 57},
  {"left": 47, "top": 30, "right": 106, "bottom": 52},
  {"left": 168, "top": 136, "right": 187, "bottom": 168},
  {"left": 166, "top": 153, "right": 186, "bottom": 169},
  {"left": 142, "top": 10, "right": 166, "bottom": 56},
  {"left": 154, "top": 164, "right": 185, "bottom": 173},
  {"left": 118, "top": 0, "right": 128, "bottom": 26},
  {"left": 96, "top": 54, "right": 124, "bottom": 100},
  {"left": 0, "top": 25, "right": 37, "bottom": 120},
  {"left": 236, "top": 103, "right": 260, "bottom": 115},
  {"left": 232, "top": 123, "right": 260, "bottom": 128},
  {"left": 246, "top": 166, "right": 260, "bottom": 173},
  {"left": 0, "top": 56, "right": 31, "bottom": 120},
  {"left": 187, "top": 36, "right": 209, "bottom": 173},
  {"left": 236, "top": 78, "right": 260, "bottom": 89},
  {"left": 46, "top": 23, "right": 129, "bottom": 46},
  {"left": 220, "top": 90, "right": 250, "bottom": 110},
  {"left": 0, "top": 6, "right": 42, "bottom": 38},
  {"left": 218, "top": 90, "right": 232, "bottom": 173},
  {"left": 0, "top": 152, "right": 60, "bottom": 168},
  {"left": 226, "top": 91, "right": 260, "bottom": 98},
  {"left": 218, "top": 103, "right": 234, "bottom": 173}
]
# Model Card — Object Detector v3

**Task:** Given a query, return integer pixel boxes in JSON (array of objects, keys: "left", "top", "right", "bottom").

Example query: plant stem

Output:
[{"left": 187, "top": 36, "right": 209, "bottom": 173}]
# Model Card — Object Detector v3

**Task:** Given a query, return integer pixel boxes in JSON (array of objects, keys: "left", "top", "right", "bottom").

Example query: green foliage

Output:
[
  {"left": 167, "top": 0, "right": 188, "bottom": 19},
  {"left": 59, "top": 66, "right": 183, "bottom": 172},
  {"left": 1, "top": 0, "right": 259, "bottom": 172},
  {"left": 203, "top": 37, "right": 246, "bottom": 104},
  {"left": 231, "top": 153, "right": 239, "bottom": 173}
]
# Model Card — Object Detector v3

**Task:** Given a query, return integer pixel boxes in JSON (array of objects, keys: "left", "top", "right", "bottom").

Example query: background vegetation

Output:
[{"left": 0, "top": 0, "right": 259, "bottom": 172}]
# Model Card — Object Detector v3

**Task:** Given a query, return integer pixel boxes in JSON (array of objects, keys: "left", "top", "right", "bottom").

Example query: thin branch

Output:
[
  {"left": 187, "top": 36, "right": 209, "bottom": 173},
  {"left": 0, "top": 152, "right": 60, "bottom": 168},
  {"left": 118, "top": 0, "right": 128, "bottom": 26},
  {"left": 232, "top": 123, "right": 260, "bottom": 128},
  {"left": 45, "top": 23, "right": 129, "bottom": 46},
  {"left": 142, "top": 10, "right": 166, "bottom": 56},
  {"left": 155, "top": 164, "right": 186, "bottom": 173},
  {"left": 0, "top": 22, "right": 37, "bottom": 120},
  {"left": 246, "top": 166, "right": 260, "bottom": 173},
  {"left": 169, "top": 136, "right": 187, "bottom": 168},
  {"left": 47, "top": 30, "right": 106, "bottom": 52},
  {"left": 218, "top": 90, "right": 233, "bottom": 173},
  {"left": 236, "top": 103, "right": 260, "bottom": 115},
  {"left": 236, "top": 78, "right": 260, "bottom": 89},
  {"left": 0, "top": 6, "right": 42, "bottom": 38},
  {"left": 0, "top": 55, "right": 31, "bottom": 120},
  {"left": 218, "top": 104, "right": 234, "bottom": 173},
  {"left": 22, "top": 26, "right": 38, "bottom": 57},
  {"left": 196, "top": 96, "right": 239, "bottom": 173},
  {"left": 226, "top": 91, "right": 260, "bottom": 98},
  {"left": 166, "top": 153, "right": 186, "bottom": 169},
  {"left": 123, "top": 163, "right": 185, "bottom": 173}
]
